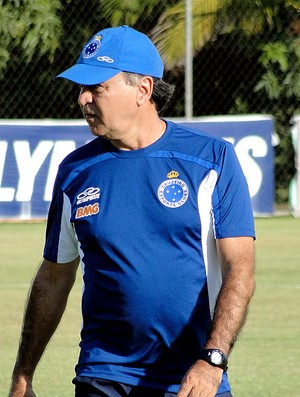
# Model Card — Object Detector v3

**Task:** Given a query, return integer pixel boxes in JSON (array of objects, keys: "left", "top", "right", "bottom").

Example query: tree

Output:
[
  {"left": 151, "top": 0, "right": 223, "bottom": 68},
  {"left": 0, "top": 0, "right": 62, "bottom": 78},
  {"left": 98, "top": 0, "right": 175, "bottom": 32},
  {"left": 149, "top": 0, "right": 300, "bottom": 202},
  {"left": 150, "top": 0, "right": 300, "bottom": 67},
  {"left": 0, "top": 0, "right": 299, "bottom": 202}
]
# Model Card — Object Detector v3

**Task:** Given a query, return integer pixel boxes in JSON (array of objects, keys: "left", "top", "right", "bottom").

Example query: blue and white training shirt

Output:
[{"left": 44, "top": 120, "right": 255, "bottom": 394}]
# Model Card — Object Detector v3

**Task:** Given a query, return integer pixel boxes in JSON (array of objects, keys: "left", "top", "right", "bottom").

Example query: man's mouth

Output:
[{"left": 84, "top": 112, "right": 97, "bottom": 120}]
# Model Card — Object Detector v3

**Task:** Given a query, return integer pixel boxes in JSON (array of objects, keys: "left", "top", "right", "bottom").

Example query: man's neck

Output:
[{"left": 110, "top": 117, "right": 166, "bottom": 151}]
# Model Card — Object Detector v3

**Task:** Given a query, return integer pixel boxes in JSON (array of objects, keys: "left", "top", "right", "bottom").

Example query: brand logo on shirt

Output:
[
  {"left": 75, "top": 202, "right": 100, "bottom": 219},
  {"left": 157, "top": 170, "right": 189, "bottom": 208},
  {"left": 76, "top": 187, "right": 100, "bottom": 205}
]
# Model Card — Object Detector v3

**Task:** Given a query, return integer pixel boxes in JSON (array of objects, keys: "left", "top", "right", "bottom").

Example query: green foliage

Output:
[
  {"left": 150, "top": 0, "right": 225, "bottom": 67},
  {"left": 255, "top": 70, "right": 282, "bottom": 99},
  {"left": 18, "top": 0, "right": 63, "bottom": 62},
  {"left": 259, "top": 42, "right": 289, "bottom": 71},
  {"left": 255, "top": 40, "right": 300, "bottom": 100},
  {"left": 98, "top": 0, "right": 174, "bottom": 32},
  {"left": 150, "top": 0, "right": 300, "bottom": 67},
  {"left": 99, "top": 0, "right": 161, "bottom": 26},
  {"left": 253, "top": 47, "right": 298, "bottom": 200},
  {"left": 1, "top": 0, "right": 300, "bottom": 203},
  {"left": 0, "top": 1, "right": 19, "bottom": 77},
  {"left": 0, "top": 0, "right": 62, "bottom": 77}
]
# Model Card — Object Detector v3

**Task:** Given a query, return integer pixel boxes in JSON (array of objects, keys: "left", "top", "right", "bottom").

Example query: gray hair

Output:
[{"left": 122, "top": 72, "right": 175, "bottom": 114}]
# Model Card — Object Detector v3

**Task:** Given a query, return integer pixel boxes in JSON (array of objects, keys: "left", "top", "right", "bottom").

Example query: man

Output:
[{"left": 9, "top": 26, "right": 255, "bottom": 397}]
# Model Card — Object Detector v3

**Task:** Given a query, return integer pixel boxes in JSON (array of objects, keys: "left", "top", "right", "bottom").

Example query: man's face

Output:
[{"left": 78, "top": 72, "right": 139, "bottom": 140}]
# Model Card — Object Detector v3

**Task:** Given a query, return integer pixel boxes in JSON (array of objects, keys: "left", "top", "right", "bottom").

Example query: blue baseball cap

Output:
[{"left": 55, "top": 25, "right": 164, "bottom": 85}]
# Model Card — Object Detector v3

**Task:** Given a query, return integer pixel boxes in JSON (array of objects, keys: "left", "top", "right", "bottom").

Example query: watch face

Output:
[{"left": 211, "top": 351, "right": 223, "bottom": 365}]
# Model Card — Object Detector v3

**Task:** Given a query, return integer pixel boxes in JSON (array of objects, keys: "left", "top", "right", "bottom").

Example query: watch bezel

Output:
[{"left": 210, "top": 350, "right": 223, "bottom": 365}]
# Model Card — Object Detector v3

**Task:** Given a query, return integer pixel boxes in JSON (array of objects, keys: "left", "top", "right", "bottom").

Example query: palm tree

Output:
[
  {"left": 150, "top": 0, "right": 300, "bottom": 68},
  {"left": 151, "top": 0, "right": 223, "bottom": 68},
  {"left": 98, "top": 0, "right": 175, "bottom": 31}
]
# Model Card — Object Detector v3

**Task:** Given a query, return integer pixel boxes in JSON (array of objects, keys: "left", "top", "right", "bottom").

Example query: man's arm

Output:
[
  {"left": 177, "top": 236, "right": 255, "bottom": 397},
  {"left": 9, "top": 257, "right": 79, "bottom": 397}
]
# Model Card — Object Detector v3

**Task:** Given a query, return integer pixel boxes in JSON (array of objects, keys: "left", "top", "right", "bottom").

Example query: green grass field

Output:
[{"left": 1, "top": 217, "right": 300, "bottom": 396}]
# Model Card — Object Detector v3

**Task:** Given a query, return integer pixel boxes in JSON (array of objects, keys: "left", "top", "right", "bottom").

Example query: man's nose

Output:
[{"left": 78, "top": 86, "right": 93, "bottom": 107}]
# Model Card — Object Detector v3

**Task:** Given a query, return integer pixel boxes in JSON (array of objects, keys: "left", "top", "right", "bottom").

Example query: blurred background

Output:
[{"left": 1, "top": 0, "right": 300, "bottom": 206}]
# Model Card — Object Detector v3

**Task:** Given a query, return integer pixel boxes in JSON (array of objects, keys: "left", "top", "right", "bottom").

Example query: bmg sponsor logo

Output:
[{"left": 75, "top": 202, "right": 99, "bottom": 219}]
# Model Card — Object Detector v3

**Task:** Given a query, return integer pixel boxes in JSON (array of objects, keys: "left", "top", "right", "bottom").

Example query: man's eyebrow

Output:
[{"left": 79, "top": 83, "right": 104, "bottom": 89}]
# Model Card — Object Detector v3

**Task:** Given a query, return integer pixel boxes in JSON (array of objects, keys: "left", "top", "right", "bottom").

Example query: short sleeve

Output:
[
  {"left": 43, "top": 176, "right": 79, "bottom": 264},
  {"left": 212, "top": 142, "right": 256, "bottom": 239}
]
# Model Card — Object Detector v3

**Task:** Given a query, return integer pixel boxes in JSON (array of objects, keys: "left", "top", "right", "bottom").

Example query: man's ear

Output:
[{"left": 137, "top": 76, "right": 154, "bottom": 105}]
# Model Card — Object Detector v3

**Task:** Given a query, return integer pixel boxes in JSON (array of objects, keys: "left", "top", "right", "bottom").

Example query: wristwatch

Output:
[{"left": 199, "top": 349, "right": 228, "bottom": 371}]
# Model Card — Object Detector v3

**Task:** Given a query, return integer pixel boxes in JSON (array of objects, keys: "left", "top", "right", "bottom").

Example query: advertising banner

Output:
[{"left": 0, "top": 116, "right": 274, "bottom": 220}]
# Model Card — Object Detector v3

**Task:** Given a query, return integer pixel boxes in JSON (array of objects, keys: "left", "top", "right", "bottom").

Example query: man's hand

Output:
[{"left": 177, "top": 360, "right": 223, "bottom": 397}]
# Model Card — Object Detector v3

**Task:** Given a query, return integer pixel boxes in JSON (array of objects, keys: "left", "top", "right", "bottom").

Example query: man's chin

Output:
[{"left": 88, "top": 126, "right": 109, "bottom": 139}]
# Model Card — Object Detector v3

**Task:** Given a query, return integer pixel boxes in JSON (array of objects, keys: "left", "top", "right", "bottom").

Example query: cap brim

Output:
[{"left": 55, "top": 63, "right": 122, "bottom": 85}]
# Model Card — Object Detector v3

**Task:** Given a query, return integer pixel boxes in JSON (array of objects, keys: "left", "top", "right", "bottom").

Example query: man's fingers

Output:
[{"left": 177, "top": 379, "right": 193, "bottom": 397}]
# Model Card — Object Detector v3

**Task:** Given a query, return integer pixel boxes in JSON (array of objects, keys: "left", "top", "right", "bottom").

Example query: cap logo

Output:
[
  {"left": 82, "top": 36, "right": 102, "bottom": 59},
  {"left": 97, "top": 56, "right": 114, "bottom": 63}
]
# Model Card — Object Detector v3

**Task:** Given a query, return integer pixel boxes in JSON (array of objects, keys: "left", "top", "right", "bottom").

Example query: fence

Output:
[{"left": 1, "top": 0, "right": 299, "bottom": 205}]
